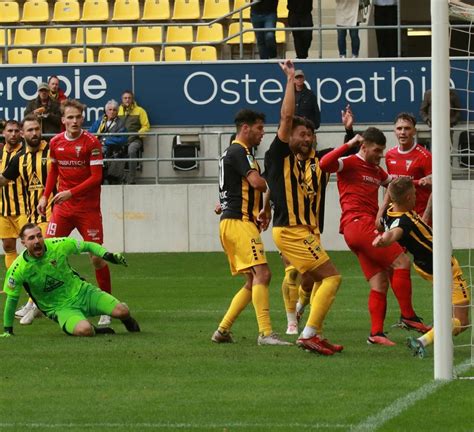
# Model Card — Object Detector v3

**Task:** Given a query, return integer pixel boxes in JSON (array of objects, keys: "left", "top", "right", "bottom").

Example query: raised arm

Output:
[
  {"left": 277, "top": 59, "right": 295, "bottom": 143},
  {"left": 319, "top": 134, "right": 363, "bottom": 173}
]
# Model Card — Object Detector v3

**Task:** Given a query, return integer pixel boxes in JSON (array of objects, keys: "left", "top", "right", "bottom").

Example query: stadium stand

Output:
[
  {"left": 81, "top": 1, "right": 110, "bottom": 21},
  {"left": 21, "top": 1, "right": 50, "bottom": 22},
  {"left": 277, "top": 0, "right": 288, "bottom": 19},
  {"left": 52, "top": 1, "right": 81, "bottom": 22},
  {"left": 142, "top": 0, "right": 171, "bottom": 20},
  {"left": 0, "top": 2, "right": 20, "bottom": 24},
  {"left": 227, "top": 21, "right": 255, "bottom": 44},
  {"left": 37, "top": 47, "right": 64, "bottom": 63},
  {"left": 7, "top": 48, "right": 33, "bottom": 64},
  {"left": 166, "top": 25, "right": 194, "bottom": 43},
  {"left": 112, "top": 0, "right": 141, "bottom": 21},
  {"left": 231, "top": 0, "right": 250, "bottom": 19},
  {"left": 129, "top": 46, "right": 156, "bottom": 61},
  {"left": 14, "top": 28, "right": 41, "bottom": 46},
  {"left": 190, "top": 45, "right": 217, "bottom": 60},
  {"left": 162, "top": 45, "right": 186, "bottom": 61},
  {"left": 98, "top": 46, "right": 125, "bottom": 62},
  {"left": 196, "top": 23, "right": 223, "bottom": 43},
  {"left": 75, "top": 27, "right": 103, "bottom": 45},
  {"left": 0, "top": 29, "right": 12, "bottom": 45},
  {"left": 172, "top": 0, "right": 201, "bottom": 20},
  {"left": 105, "top": 26, "right": 134, "bottom": 44},
  {"left": 202, "top": 0, "right": 230, "bottom": 20},
  {"left": 67, "top": 47, "right": 95, "bottom": 63},
  {"left": 136, "top": 26, "right": 163, "bottom": 44},
  {"left": 44, "top": 27, "right": 72, "bottom": 45}
]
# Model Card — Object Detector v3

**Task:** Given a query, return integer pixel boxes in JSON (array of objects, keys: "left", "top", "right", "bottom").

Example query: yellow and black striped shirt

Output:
[
  {"left": 0, "top": 143, "right": 27, "bottom": 217},
  {"left": 264, "top": 135, "right": 330, "bottom": 232},
  {"left": 219, "top": 140, "right": 262, "bottom": 223},
  {"left": 3, "top": 141, "right": 53, "bottom": 224},
  {"left": 383, "top": 205, "right": 434, "bottom": 274}
]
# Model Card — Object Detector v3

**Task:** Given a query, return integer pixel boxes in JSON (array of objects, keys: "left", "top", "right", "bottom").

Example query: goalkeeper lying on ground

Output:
[{"left": 1, "top": 223, "right": 140, "bottom": 337}]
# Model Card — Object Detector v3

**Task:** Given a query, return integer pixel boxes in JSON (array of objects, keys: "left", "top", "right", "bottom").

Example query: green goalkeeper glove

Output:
[{"left": 103, "top": 252, "right": 128, "bottom": 267}]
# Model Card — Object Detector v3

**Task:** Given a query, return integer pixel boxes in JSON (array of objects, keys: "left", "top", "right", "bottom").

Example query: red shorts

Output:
[
  {"left": 45, "top": 208, "right": 103, "bottom": 244},
  {"left": 343, "top": 216, "right": 403, "bottom": 280}
]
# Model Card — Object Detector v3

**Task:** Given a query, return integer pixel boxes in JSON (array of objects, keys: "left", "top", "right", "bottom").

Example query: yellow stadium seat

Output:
[
  {"left": 196, "top": 23, "right": 223, "bottom": 43},
  {"left": 112, "top": 0, "right": 140, "bottom": 21},
  {"left": 166, "top": 26, "right": 193, "bottom": 43},
  {"left": 231, "top": 0, "right": 250, "bottom": 19},
  {"left": 105, "top": 27, "right": 133, "bottom": 44},
  {"left": 44, "top": 28, "right": 72, "bottom": 45},
  {"left": 202, "top": 0, "right": 229, "bottom": 20},
  {"left": 7, "top": 48, "right": 33, "bottom": 64},
  {"left": 14, "top": 28, "right": 41, "bottom": 46},
  {"left": 136, "top": 26, "right": 163, "bottom": 44},
  {"left": 98, "top": 47, "right": 125, "bottom": 62},
  {"left": 190, "top": 45, "right": 217, "bottom": 61},
  {"left": 129, "top": 46, "right": 156, "bottom": 62},
  {"left": 277, "top": 0, "right": 288, "bottom": 19},
  {"left": 37, "top": 48, "right": 64, "bottom": 64},
  {"left": 67, "top": 47, "right": 95, "bottom": 63},
  {"left": 172, "top": 0, "right": 200, "bottom": 20},
  {"left": 21, "top": 1, "right": 49, "bottom": 22},
  {"left": 142, "top": 0, "right": 170, "bottom": 21},
  {"left": 81, "top": 1, "right": 109, "bottom": 21},
  {"left": 0, "top": 2, "right": 20, "bottom": 23},
  {"left": 52, "top": 1, "right": 80, "bottom": 22},
  {"left": 75, "top": 27, "right": 103, "bottom": 45},
  {"left": 227, "top": 21, "right": 255, "bottom": 44},
  {"left": 0, "top": 29, "right": 12, "bottom": 46},
  {"left": 276, "top": 21, "right": 286, "bottom": 44},
  {"left": 162, "top": 46, "right": 186, "bottom": 61}
]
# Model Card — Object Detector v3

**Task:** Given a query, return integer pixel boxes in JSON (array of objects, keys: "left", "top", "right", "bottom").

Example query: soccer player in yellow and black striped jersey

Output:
[
  {"left": 263, "top": 60, "right": 344, "bottom": 356},
  {"left": 0, "top": 115, "right": 55, "bottom": 324},
  {"left": 0, "top": 115, "right": 53, "bottom": 232},
  {"left": 0, "top": 120, "right": 27, "bottom": 269},
  {"left": 211, "top": 77, "right": 293, "bottom": 347},
  {"left": 373, "top": 177, "right": 470, "bottom": 358}
]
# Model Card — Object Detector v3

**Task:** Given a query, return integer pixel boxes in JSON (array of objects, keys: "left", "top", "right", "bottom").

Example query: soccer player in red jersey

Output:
[
  {"left": 385, "top": 113, "right": 432, "bottom": 218},
  {"left": 319, "top": 129, "right": 430, "bottom": 346},
  {"left": 37, "top": 99, "right": 113, "bottom": 327}
]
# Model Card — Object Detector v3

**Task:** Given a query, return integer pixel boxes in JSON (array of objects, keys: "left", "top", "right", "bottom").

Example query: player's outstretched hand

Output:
[
  {"left": 103, "top": 252, "right": 128, "bottom": 267},
  {"left": 279, "top": 59, "right": 295, "bottom": 78},
  {"left": 341, "top": 104, "right": 354, "bottom": 130}
]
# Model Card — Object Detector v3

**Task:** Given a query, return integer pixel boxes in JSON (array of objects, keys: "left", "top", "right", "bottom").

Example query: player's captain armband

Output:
[{"left": 389, "top": 219, "right": 400, "bottom": 230}]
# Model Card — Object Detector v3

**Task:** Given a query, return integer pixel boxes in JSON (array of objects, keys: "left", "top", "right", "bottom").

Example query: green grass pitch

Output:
[{"left": 0, "top": 251, "right": 472, "bottom": 431}]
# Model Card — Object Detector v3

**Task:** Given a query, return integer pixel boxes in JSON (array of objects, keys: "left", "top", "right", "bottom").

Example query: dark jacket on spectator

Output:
[
  {"left": 89, "top": 115, "right": 128, "bottom": 147},
  {"left": 24, "top": 97, "right": 61, "bottom": 136},
  {"left": 295, "top": 85, "right": 321, "bottom": 130},
  {"left": 251, "top": 0, "right": 278, "bottom": 13},
  {"left": 287, "top": 0, "right": 312, "bottom": 13}
]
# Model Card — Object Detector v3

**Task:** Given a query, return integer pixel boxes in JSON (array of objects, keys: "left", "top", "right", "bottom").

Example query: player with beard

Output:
[
  {"left": 262, "top": 60, "right": 345, "bottom": 355},
  {"left": 0, "top": 120, "right": 27, "bottom": 270},
  {"left": 37, "top": 99, "right": 113, "bottom": 328},
  {"left": 0, "top": 114, "right": 56, "bottom": 324}
]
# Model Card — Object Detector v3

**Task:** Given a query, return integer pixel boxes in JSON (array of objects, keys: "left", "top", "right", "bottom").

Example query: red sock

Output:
[
  {"left": 96, "top": 265, "right": 111, "bottom": 293},
  {"left": 368, "top": 290, "right": 386, "bottom": 335},
  {"left": 391, "top": 268, "right": 415, "bottom": 318}
]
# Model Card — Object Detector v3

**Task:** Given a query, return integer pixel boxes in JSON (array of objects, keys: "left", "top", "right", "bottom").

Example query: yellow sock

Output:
[
  {"left": 419, "top": 318, "right": 463, "bottom": 347},
  {"left": 281, "top": 266, "right": 299, "bottom": 313},
  {"left": 5, "top": 251, "right": 17, "bottom": 269},
  {"left": 218, "top": 287, "right": 252, "bottom": 332},
  {"left": 310, "top": 281, "right": 322, "bottom": 305},
  {"left": 252, "top": 283, "right": 272, "bottom": 336},
  {"left": 298, "top": 284, "right": 311, "bottom": 308},
  {"left": 305, "top": 275, "right": 341, "bottom": 334}
]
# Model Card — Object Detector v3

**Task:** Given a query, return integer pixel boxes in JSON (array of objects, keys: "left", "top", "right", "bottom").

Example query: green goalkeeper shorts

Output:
[{"left": 53, "top": 283, "right": 120, "bottom": 335}]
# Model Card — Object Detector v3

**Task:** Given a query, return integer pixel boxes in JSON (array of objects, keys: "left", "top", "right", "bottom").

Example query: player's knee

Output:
[
  {"left": 111, "top": 303, "right": 130, "bottom": 320},
  {"left": 392, "top": 253, "right": 411, "bottom": 270},
  {"left": 90, "top": 254, "right": 107, "bottom": 269},
  {"left": 73, "top": 321, "right": 95, "bottom": 337},
  {"left": 260, "top": 267, "right": 272, "bottom": 285}
]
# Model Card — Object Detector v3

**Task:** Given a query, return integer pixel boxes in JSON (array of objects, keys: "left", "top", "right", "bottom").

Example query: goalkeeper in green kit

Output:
[{"left": 1, "top": 223, "right": 140, "bottom": 337}]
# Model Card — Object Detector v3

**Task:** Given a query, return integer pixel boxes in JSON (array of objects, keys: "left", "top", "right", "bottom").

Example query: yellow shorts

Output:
[
  {"left": 219, "top": 218, "right": 267, "bottom": 276},
  {"left": 272, "top": 225, "right": 330, "bottom": 274},
  {"left": 414, "top": 256, "right": 471, "bottom": 305},
  {"left": 0, "top": 214, "right": 29, "bottom": 239}
]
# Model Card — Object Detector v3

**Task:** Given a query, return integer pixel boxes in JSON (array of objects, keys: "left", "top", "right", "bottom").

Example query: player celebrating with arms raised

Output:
[
  {"left": 37, "top": 99, "right": 113, "bottom": 327},
  {"left": 1, "top": 223, "right": 140, "bottom": 337}
]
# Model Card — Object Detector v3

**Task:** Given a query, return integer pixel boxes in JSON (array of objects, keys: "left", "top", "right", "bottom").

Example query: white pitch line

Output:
[
  {"left": 0, "top": 421, "right": 352, "bottom": 430},
  {"left": 351, "top": 361, "right": 473, "bottom": 431}
]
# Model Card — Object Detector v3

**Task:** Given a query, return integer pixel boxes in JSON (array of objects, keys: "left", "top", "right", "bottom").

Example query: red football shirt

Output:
[
  {"left": 385, "top": 144, "right": 432, "bottom": 215},
  {"left": 336, "top": 154, "right": 391, "bottom": 233},
  {"left": 48, "top": 130, "right": 103, "bottom": 213}
]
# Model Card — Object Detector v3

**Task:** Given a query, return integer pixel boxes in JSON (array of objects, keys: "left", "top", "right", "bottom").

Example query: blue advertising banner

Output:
[{"left": 0, "top": 60, "right": 470, "bottom": 126}]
